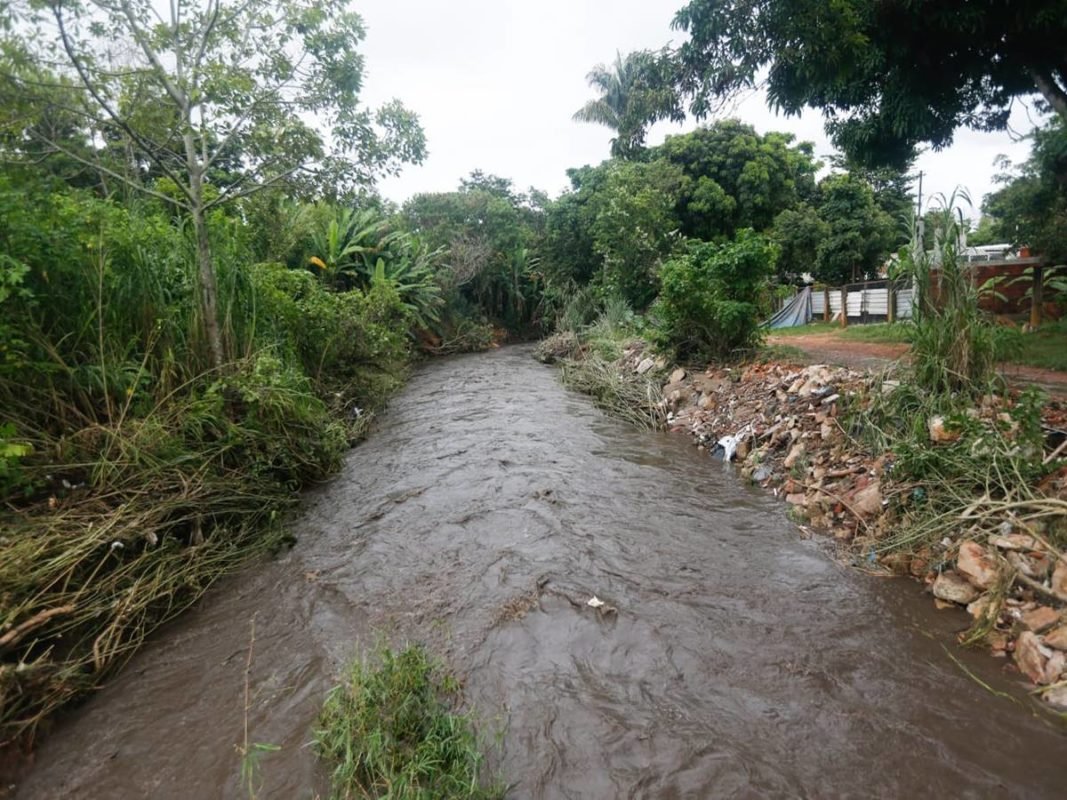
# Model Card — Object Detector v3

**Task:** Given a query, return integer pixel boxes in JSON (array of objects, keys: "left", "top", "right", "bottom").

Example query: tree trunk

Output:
[
  {"left": 192, "top": 202, "right": 224, "bottom": 369},
  {"left": 1031, "top": 265, "right": 1044, "bottom": 330},
  {"left": 184, "top": 118, "right": 225, "bottom": 370},
  {"left": 1031, "top": 70, "right": 1067, "bottom": 120}
]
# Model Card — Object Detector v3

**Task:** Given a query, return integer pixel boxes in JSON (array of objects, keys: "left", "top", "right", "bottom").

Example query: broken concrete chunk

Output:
[
  {"left": 851, "top": 481, "right": 882, "bottom": 518},
  {"left": 932, "top": 571, "right": 980, "bottom": 605},
  {"left": 1007, "top": 550, "right": 1052, "bottom": 579},
  {"left": 1052, "top": 558, "right": 1067, "bottom": 602},
  {"left": 1044, "top": 685, "right": 1067, "bottom": 709},
  {"left": 989, "top": 533, "right": 1040, "bottom": 551},
  {"left": 956, "top": 541, "right": 1000, "bottom": 590},
  {"left": 1043, "top": 625, "right": 1067, "bottom": 651},
  {"left": 635, "top": 357, "right": 655, "bottom": 375},
  {"left": 752, "top": 464, "right": 773, "bottom": 483},
  {"left": 1045, "top": 651, "right": 1066, "bottom": 684},
  {"left": 783, "top": 443, "right": 806, "bottom": 470},
  {"left": 967, "top": 594, "right": 995, "bottom": 621},
  {"left": 1014, "top": 631, "right": 1051, "bottom": 684},
  {"left": 1020, "top": 605, "right": 1062, "bottom": 633},
  {"left": 928, "top": 416, "right": 961, "bottom": 443}
]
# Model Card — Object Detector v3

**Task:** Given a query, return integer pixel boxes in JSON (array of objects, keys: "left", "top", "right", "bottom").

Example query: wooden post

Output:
[
  {"left": 1030, "top": 265, "right": 1044, "bottom": 329},
  {"left": 840, "top": 286, "right": 848, "bottom": 328},
  {"left": 887, "top": 279, "right": 896, "bottom": 324},
  {"left": 823, "top": 287, "right": 831, "bottom": 322}
]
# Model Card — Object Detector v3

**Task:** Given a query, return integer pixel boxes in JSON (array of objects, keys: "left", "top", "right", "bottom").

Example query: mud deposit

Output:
[{"left": 18, "top": 347, "right": 1067, "bottom": 798}]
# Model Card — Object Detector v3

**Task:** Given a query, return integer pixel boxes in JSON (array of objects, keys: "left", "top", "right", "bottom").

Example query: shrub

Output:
[
  {"left": 652, "top": 229, "right": 777, "bottom": 361},
  {"left": 250, "top": 263, "right": 411, "bottom": 409}
]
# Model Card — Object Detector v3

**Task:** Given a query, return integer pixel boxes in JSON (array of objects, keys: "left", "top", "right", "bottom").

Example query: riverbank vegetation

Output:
[{"left": 316, "top": 644, "right": 503, "bottom": 800}]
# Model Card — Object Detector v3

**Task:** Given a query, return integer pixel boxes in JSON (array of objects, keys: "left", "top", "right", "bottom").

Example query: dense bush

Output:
[
  {"left": 250, "top": 263, "right": 411, "bottom": 409},
  {"left": 0, "top": 181, "right": 423, "bottom": 742},
  {"left": 652, "top": 229, "right": 777, "bottom": 360}
]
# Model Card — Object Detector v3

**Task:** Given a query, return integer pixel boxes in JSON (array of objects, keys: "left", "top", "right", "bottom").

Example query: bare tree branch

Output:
[{"left": 52, "top": 4, "right": 195, "bottom": 203}]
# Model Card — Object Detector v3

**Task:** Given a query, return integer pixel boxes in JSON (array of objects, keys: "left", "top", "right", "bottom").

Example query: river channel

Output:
[{"left": 18, "top": 346, "right": 1067, "bottom": 798}]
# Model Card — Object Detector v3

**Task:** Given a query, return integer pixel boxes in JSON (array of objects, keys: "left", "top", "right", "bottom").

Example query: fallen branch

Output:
[{"left": 1043, "top": 437, "right": 1067, "bottom": 466}]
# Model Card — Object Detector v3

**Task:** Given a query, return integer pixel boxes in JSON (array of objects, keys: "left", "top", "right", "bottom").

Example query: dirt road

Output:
[{"left": 769, "top": 331, "right": 1067, "bottom": 399}]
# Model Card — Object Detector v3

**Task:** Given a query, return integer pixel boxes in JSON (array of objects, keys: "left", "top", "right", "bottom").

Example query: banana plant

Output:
[
  {"left": 308, "top": 207, "right": 398, "bottom": 288},
  {"left": 370, "top": 255, "right": 444, "bottom": 330}
]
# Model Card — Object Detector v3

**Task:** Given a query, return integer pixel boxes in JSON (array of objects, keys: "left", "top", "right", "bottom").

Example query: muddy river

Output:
[{"left": 19, "top": 347, "right": 1067, "bottom": 798}]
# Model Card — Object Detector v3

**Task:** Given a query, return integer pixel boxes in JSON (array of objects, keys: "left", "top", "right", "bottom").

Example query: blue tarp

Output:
[{"left": 763, "top": 287, "right": 813, "bottom": 329}]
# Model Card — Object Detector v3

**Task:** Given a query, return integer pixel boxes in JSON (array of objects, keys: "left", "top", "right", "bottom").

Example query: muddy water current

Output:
[{"left": 19, "top": 347, "right": 1067, "bottom": 798}]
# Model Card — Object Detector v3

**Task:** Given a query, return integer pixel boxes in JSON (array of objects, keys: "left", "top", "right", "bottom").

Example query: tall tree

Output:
[
  {"left": 983, "top": 118, "right": 1067, "bottom": 261},
  {"left": 772, "top": 203, "right": 828, "bottom": 282},
  {"left": 813, "top": 174, "right": 895, "bottom": 284},
  {"left": 652, "top": 119, "right": 820, "bottom": 239},
  {"left": 668, "top": 0, "right": 1067, "bottom": 168},
  {"left": 3, "top": 0, "right": 425, "bottom": 367},
  {"left": 587, "top": 159, "right": 688, "bottom": 307},
  {"left": 573, "top": 50, "right": 680, "bottom": 158}
]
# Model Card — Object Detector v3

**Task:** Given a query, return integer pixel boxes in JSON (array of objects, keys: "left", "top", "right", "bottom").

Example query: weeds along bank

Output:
[{"left": 0, "top": 177, "right": 500, "bottom": 753}]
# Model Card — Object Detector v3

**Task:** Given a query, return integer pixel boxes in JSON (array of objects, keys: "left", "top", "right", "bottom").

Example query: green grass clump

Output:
[
  {"left": 840, "top": 323, "right": 913, "bottom": 344},
  {"left": 770, "top": 321, "right": 914, "bottom": 343},
  {"left": 996, "top": 319, "right": 1067, "bottom": 372},
  {"left": 316, "top": 645, "right": 502, "bottom": 800}
]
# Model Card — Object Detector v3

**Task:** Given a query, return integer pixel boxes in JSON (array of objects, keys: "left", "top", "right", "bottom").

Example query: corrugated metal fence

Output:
[{"left": 806, "top": 280, "right": 914, "bottom": 323}]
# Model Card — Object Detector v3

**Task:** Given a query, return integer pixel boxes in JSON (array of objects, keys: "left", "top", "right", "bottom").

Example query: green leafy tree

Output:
[
  {"left": 813, "top": 174, "right": 895, "bottom": 284},
  {"left": 967, "top": 215, "right": 1001, "bottom": 248},
  {"left": 573, "top": 50, "right": 681, "bottom": 158},
  {"left": 588, "top": 159, "right": 688, "bottom": 309},
  {"left": 772, "top": 203, "right": 828, "bottom": 282},
  {"left": 3, "top": 0, "right": 425, "bottom": 367},
  {"left": 668, "top": 0, "right": 1067, "bottom": 167},
  {"left": 653, "top": 229, "right": 777, "bottom": 360},
  {"left": 983, "top": 118, "right": 1067, "bottom": 262},
  {"left": 652, "top": 119, "right": 820, "bottom": 239},
  {"left": 402, "top": 174, "right": 544, "bottom": 328}
]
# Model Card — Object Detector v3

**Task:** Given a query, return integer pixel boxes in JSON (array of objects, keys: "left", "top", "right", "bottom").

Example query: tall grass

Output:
[
  {"left": 316, "top": 644, "right": 503, "bottom": 800},
  {"left": 896, "top": 190, "right": 997, "bottom": 397},
  {"left": 1, "top": 353, "right": 347, "bottom": 744}
]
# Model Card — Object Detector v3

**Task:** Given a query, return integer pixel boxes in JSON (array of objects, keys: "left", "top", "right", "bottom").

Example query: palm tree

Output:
[{"left": 573, "top": 50, "right": 676, "bottom": 158}]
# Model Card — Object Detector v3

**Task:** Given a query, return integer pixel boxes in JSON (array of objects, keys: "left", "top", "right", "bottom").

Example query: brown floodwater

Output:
[{"left": 17, "top": 346, "right": 1067, "bottom": 798}]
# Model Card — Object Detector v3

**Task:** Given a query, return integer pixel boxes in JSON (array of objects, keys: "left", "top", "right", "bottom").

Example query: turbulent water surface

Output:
[{"left": 19, "top": 346, "right": 1067, "bottom": 798}]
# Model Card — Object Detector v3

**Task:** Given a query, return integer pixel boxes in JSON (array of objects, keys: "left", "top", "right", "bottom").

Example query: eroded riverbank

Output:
[{"left": 16, "top": 346, "right": 1067, "bottom": 798}]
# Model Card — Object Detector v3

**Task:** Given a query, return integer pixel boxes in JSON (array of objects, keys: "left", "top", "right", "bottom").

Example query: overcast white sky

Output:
[{"left": 356, "top": 0, "right": 1041, "bottom": 213}]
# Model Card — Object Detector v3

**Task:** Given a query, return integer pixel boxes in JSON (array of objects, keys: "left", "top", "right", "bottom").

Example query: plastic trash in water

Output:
[
  {"left": 717, "top": 434, "right": 740, "bottom": 462},
  {"left": 715, "top": 425, "right": 750, "bottom": 463}
]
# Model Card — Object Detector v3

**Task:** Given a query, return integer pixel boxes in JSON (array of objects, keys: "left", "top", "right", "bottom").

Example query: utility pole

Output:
[{"left": 914, "top": 170, "right": 925, "bottom": 251}]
